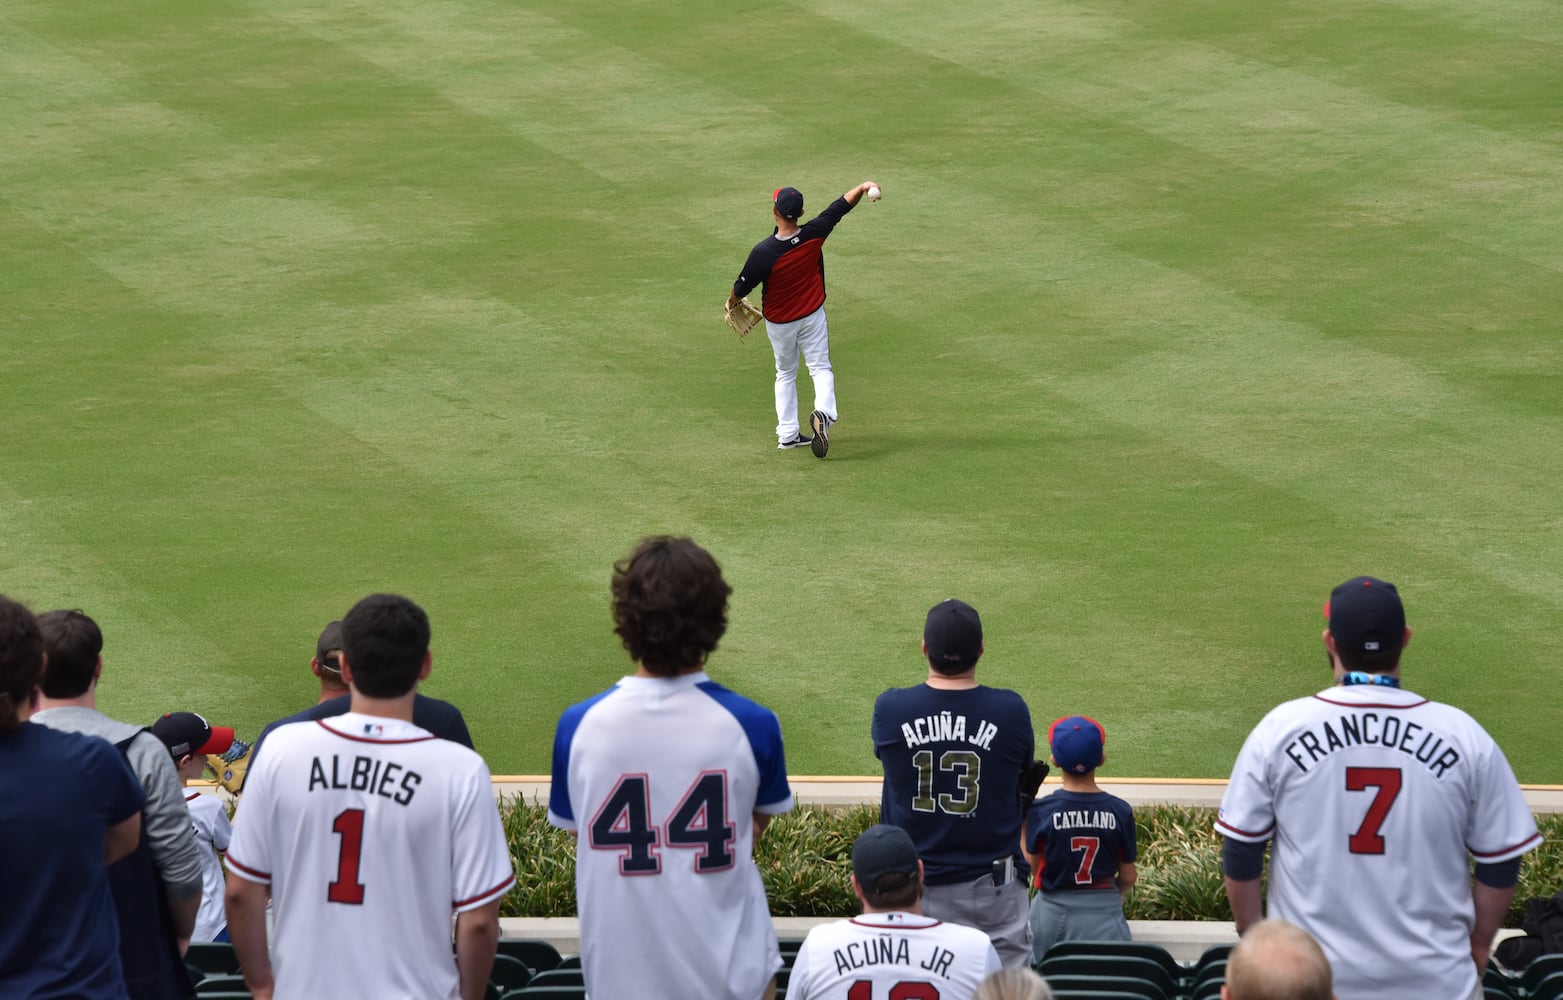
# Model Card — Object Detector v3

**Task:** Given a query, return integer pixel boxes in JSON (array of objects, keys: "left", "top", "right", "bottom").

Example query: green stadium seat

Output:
[
  {"left": 556, "top": 955, "right": 581, "bottom": 970},
  {"left": 526, "top": 968, "right": 585, "bottom": 988},
  {"left": 195, "top": 975, "right": 249, "bottom": 994},
  {"left": 1194, "top": 943, "right": 1233, "bottom": 976},
  {"left": 186, "top": 942, "right": 241, "bottom": 975},
  {"left": 1525, "top": 956, "right": 1563, "bottom": 994},
  {"left": 1038, "top": 974, "right": 1168, "bottom": 1000},
  {"left": 489, "top": 954, "right": 532, "bottom": 993},
  {"left": 1043, "top": 940, "right": 1189, "bottom": 987},
  {"left": 1530, "top": 969, "right": 1563, "bottom": 1000},
  {"left": 1039, "top": 954, "right": 1179, "bottom": 999},
  {"left": 499, "top": 988, "right": 586, "bottom": 1000},
  {"left": 497, "top": 939, "right": 562, "bottom": 972}
]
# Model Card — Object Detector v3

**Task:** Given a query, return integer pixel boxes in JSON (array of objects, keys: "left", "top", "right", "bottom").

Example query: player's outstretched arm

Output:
[
  {"left": 843, "top": 181, "right": 881, "bottom": 207},
  {"left": 226, "top": 873, "right": 275, "bottom": 1000},
  {"left": 455, "top": 898, "right": 503, "bottom": 1000}
]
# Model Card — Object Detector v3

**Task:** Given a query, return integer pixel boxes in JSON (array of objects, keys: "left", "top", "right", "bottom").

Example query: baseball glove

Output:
[
  {"left": 1019, "top": 758, "right": 1050, "bottom": 805},
  {"left": 207, "top": 735, "right": 253, "bottom": 794},
  {"left": 724, "top": 296, "right": 763, "bottom": 339}
]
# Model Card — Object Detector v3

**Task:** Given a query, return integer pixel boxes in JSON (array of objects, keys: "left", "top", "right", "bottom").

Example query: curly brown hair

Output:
[
  {"left": 0, "top": 595, "right": 44, "bottom": 737},
  {"left": 611, "top": 536, "right": 732, "bottom": 676}
]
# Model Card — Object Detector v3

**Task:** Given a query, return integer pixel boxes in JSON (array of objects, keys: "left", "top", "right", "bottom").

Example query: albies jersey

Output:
[
  {"left": 1218, "top": 685, "right": 1540, "bottom": 1000},
  {"left": 227, "top": 714, "right": 515, "bottom": 1000},
  {"left": 549, "top": 672, "right": 793, "bottom": 1000},
  {"left": 787, "top": 911, "right": 1001, "bottom": 1000}
]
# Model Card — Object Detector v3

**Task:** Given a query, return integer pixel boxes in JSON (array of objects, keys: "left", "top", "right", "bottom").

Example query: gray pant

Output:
[
  {"left": 1029, "top": 889, "right": 1132, "bottom": 964},
  {"left": 922, "top": 871, "right": 1033, "bottom": 968}
]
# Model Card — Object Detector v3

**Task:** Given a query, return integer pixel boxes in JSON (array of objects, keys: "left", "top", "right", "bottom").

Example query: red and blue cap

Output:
[
  {"left": 773, "top": 186, "right": 804, "bottom": 220},
  {"left": 1049, "top": 715, "right": 1106, "bottom": 774}
]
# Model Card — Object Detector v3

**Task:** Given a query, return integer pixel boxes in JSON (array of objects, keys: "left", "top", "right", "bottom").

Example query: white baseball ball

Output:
[{"left": 867, "top": 185, "right": 881, "bottom": 201}]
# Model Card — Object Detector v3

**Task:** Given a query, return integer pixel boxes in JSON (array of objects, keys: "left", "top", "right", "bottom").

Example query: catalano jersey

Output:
[
  {"left": 1217, "top": 685, "right": 1540, "bottom": 1000},
  {"left": 873, "top": 684, "right": 1035, "bottom": 884},
  {"left": 787, "top": 911, "right": 1001, "bottom": 1000},
  {"left": 1025, "top": 788, "right": 1136, "bottom": 894},
  {"left": 548, "top": 672, "right": 793, "bottom": 1000},
  {"left": 227, "top": 714, "right": 515, "bottom": 1000}
]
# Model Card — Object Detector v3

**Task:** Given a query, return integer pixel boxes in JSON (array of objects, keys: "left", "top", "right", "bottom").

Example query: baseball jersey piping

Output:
[
  {"left": 1310, "top": 693, "right": 1430, "bottom": 709},
  {"left": 314, "top": 718, "right": 440, "bottom": 744},
  {"left": 224, "top": 854, "right": 271, "bottom": 882},
  {"left": 848, "top": 915, "right": 944, "bottom": 930},
  {"left": 1215, "top": 817, "right": 1275, "bottom": 840},
  {"left": 1470, "top": 832, "right": 1544, "bottom": 859},
  {"left": 454, "top": 874, "right": 517, "bottom": 909}
]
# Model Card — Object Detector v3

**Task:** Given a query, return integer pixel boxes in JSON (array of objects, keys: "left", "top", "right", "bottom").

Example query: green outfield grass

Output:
[{"left": 3, "top": 0, "right": 1560, "bottom": 780}]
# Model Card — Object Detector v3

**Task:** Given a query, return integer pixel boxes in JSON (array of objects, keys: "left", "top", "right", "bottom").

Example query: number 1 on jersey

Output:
[
  {"left": 328, "top": 807, "right": 366, "bottom": 904},
  {"left": 848, "top": 981, "right": 940, "bottom": 999}
]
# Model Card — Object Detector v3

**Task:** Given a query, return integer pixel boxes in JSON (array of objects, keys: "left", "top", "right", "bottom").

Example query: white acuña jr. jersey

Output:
[
  {"left": 227, "top": 713, "right": 515, "bottom": 1000},
  {"left": 548, "top": 672, "right": 793, "bottom": 1000},
  {"left": 788, "top": 911, "right": 1001, "bottom": 1000},
  {"left": 1218, "top": 685, "right": 1541, "bottom": 1000}
]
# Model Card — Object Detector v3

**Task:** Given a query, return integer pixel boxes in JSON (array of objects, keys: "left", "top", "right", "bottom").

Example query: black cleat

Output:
[
  {"left": 778, "top": 434, "right": 814, "bottom": 450},
  {"left": 809, "top": 410, "right": 830, "bottom": 458}
]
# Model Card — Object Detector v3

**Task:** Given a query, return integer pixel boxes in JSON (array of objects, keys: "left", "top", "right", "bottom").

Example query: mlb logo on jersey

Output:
[{"left": 362, "top": 723, "right": 384, "bottom": 736}]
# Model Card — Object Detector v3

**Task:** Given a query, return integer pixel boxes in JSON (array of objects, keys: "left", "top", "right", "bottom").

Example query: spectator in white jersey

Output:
[
  {"left": 227, "top": 594, "right": 514, "bottom": 1000},
  {"left": 149, "top": 711, "right": 236, "bottom": 943},
  {"left": 548, "top": 536, "right": 793, "bottom": 1000},
  {"left": 788, "top": 824, "right": 1002, "bottom": 1000},
  {"left": 1222, "top": 920, "right": 1334, "bottom": 1000},
  {"left": 1218, "top": 577, "right": 1541, "bottom": 1000}
]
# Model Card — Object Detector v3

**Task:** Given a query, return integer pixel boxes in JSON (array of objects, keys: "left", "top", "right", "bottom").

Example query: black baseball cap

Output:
[
  {"left": 1325, "top": 576, "right": 1405, "bottom": 660},
  {"left": 150, "top": 712, "right": 235, "bottom": 758},
  {"left": 924, "top": 599, "right": 983, "bottom": 673},
  {"left": 773, "top": 186, "right": 803, "bottom": 220},
  {"left": 852, "top": 824, "right": 919, "bottom": 892},
  {"left": 316, "top": 620, "right": 344, "bottom": 673}
]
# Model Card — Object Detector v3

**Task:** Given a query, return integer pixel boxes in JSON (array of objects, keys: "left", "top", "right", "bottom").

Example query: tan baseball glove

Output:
[
  {"left": 724, "top": 297, "right": 763, "bottom": 339},
  {"left": 207, "top": 735, "right": 253, "bottom": 794}
]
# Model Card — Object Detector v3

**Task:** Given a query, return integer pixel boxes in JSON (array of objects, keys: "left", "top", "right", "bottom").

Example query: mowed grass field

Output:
[{"left": 3, "top": 0, "right": 1560, "bottom": 781}]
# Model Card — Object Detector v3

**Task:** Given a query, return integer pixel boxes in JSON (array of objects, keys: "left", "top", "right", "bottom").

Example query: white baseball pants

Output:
[{"left": 765, "top": 306, "right": 837, "bottom": 442}]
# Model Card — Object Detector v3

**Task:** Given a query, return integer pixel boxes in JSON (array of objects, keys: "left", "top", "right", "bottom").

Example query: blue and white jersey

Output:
[
  {"left": 549, "top": 672, "right": 793, "bottom": 1000},
  {"left": 873, "top": 684, "right": 1035, "bottom": 884},
  {"left": 1026, "top": 788, "right": 1136, "bottom": 893}
]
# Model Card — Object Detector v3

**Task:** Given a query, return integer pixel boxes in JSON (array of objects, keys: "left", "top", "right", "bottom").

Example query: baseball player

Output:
[
  {"left": 150, "top": 711, "right": 237, "bottom": 943},
  {"left": 728, "top": 180, "right": 880, "bottom": 457},
  {"left": 1218, "top": 576, "right": 1541, "bottom": 1000},
  {"left": 226, "top": 594, "right": 514, "bottom": 1000},
  {"left": 872, "top": 599, "right": 1038, "bottom": 967},
  {"left": 1023, "top": 716, "right": 1137, "bottom": 961},
  {"left": 548, "top": 536, "right": 793, "bottom": 1000},
  {"left": 788, "top": 825, "right": 1002, "bottom": 1000}
]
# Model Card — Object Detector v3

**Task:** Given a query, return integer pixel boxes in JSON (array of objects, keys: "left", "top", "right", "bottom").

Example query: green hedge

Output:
[{"left": 499, "top": 797, "right": 1563, "bottom": 926}]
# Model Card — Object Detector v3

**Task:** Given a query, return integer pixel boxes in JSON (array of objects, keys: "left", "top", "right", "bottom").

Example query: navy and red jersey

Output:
[
  {"left": 733, "top": 196, "right": 855, "bottom": 322},
  {"left": 872, "top": 683, "right": 1035, "bottom": 885},
  {"left": 1026, "top": 788, "right": 1137, "bottom": 893}
]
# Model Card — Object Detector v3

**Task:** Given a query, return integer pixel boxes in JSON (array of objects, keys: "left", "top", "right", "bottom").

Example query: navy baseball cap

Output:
[
  {"left": 924, "top": 598, "right": 983, "bottom": 673},
  {"left": 1050, "top": 715, "right": 1106, "bottom": 774},
  {"left": 316, "top": 619, "right": 344, "bottom": 673},
  {"left": 773, "top": 186, "right": 804, "bottom": 220},
  {"left": 151, "top": 712, "right": 235, "bottom": 759},
  {"left": 1325, "top": 576, "right": 1405, "bottom": 660},
  {"left": 852, "top": 824, "right": 919, "bottom": 892}
]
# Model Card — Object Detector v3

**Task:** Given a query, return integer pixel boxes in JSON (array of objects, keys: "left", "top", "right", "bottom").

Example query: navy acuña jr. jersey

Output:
[{"left": 873, "top": 684, "right": 1034, "bottom": 884}]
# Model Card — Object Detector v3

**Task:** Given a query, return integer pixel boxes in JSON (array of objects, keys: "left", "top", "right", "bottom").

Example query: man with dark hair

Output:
[
  {"left": 788, "top": 824, "right": 1001, "bottom": 1000},
  {"left": 33, "top": 608, "right": 202, "bottom": 1000},
  {"left": 548, "top": 536, "right": 794, "bottom": 1000},
  {"left": 1, "top": 595, "right": 143, "bottom": 1000},
  {"left": 728, "top": 180, "right": 881, "bottom": 456},
  {"left": 1219, "top": 577, "right": 1540, "bottom": 1000},
  {"left": 226, "top": 593, "right": 513, "bottom": 1000},
  {"left": 872, "top": 599, "right": 1038, "bottom": 966},
  {"left": 244, "top": 617, "right": 473, "bottom": 789},
  {"left": 1222, "top": 920, "right": 1334, "bottom": 1000}
]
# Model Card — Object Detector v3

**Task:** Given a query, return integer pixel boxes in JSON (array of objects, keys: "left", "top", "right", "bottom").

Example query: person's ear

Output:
[
  {"left": 419, "top": 650, "right": 432, "bottom": 681},
  {"left": 339, "top": 654, "right": 356, "bottom": 687},
  {"left": 1402, "top": 627, "right": 1412, "bottom": 650}
]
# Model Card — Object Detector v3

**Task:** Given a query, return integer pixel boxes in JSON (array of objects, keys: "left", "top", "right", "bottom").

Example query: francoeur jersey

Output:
[
  {"left": 733, "top": 196, "right": 856, "bottom": 323},
  {"left": 872, "top": 684, "right": 1034, "bottom": 884},
  {"left": 548, "top": 672, "right": 793, "bottom": 1000},
  {"left": 1025, "top": 788, "right": 1136, "bottom": 893},
  {"left": 1217, "top": 685, "right": 1541, "bottom": 1000},
  {"left": 787, "top": 911, "right": 1002, "bottom": 1000},
  {"left": 184, "top": 791, "right": 232, "bottom": 942},
  {"left": 227, "top": 714, "right": 515, "bottom": 1000}
]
